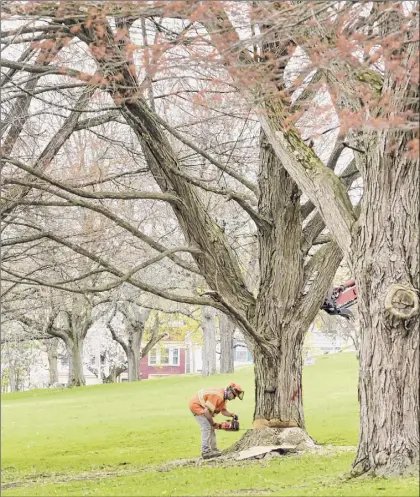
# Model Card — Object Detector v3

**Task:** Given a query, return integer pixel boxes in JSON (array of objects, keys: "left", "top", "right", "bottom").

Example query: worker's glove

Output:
[{"left": 232, "top": 414, "right": 238, "bottom": 421}]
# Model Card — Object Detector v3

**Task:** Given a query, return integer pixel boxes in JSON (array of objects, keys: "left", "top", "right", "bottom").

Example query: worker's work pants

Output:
[{"left": 194, "top": 414, "right": 218, "bottom": 455}]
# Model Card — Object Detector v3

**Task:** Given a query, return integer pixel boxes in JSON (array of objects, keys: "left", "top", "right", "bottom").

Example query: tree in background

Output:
[
  {"left": 106, "top": 302, "right": 167, "bottom": 381},
  {"left": 1, "top": 341, "right": 37, "bottom": 392},
  {"left": 201, "top": 306, "right": 217, "bottom": 376},
  {"left": 43, "top": 338, "right": 60, "bottom": 386},
  {"left": 218, "top": 312, "right": 235, "bottom": 374}
]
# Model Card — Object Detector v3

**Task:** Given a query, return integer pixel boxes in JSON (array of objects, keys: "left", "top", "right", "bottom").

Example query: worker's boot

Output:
[
  {"left": 212, "top": 449, "right": 222, "bottom": 457},
  {"left": 202, "top": 451, "right": 221, "bottom": 460},
  {"left": 202, "top": 452, "right": 215, "bottom": 460}
]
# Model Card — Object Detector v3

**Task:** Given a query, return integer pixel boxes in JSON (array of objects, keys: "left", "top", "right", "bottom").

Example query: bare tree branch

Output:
[
  {"left": 4, "top": 225, "right": 218, "bottom": 309},
  {"left": 0, "top": 48, "right": 36, "bottom": 87},
  {"left": 2, "top": 85, "right": 96, "bottom": 217},
  {"left": 2, "top": 159, "right": 181, "bottom": 203},
  {"left": 152, "top": 112, "right": 259, "bottom": 196}
]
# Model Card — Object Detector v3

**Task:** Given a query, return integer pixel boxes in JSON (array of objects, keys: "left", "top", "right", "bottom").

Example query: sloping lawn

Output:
[{"left": 2, "top": 353, "right": 418, "bottom": 496}]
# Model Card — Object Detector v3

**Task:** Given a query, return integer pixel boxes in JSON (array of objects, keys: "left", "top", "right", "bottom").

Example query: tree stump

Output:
[{"left": 223, "top": 427, "right": 316, "bottom": 455}]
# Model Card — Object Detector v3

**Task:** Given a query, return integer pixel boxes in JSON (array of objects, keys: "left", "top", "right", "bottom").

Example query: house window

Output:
[
  {"left": 148, "top": 347, "right": 180, "bottom": 366},
  {"left": 148, "top": 349, "right": 157, "bottom": 365},
  {"left": 161, "top": 348, "right": 170, "bottom": 365},
  {"left": 172, "top": 348, "right": 179, "bottom": 366}
]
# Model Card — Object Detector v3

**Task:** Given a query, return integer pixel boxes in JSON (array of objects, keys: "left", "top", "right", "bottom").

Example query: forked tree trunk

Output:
[
  {"left": 116, "top": 304, "right": 150, "bottom": 382},
  {"left": 252, "top": 134, "right": 306, "bottom": 429},
  {"left": 351, "top": 140, "right": 419, "bottom": 477},
  {"left": 67, "top": 337, "right": 86, "bottom": 387},
  {"left": 219, "top": 313, "right": 235, "bottom": 374},
  {"left": 64, "top": 297, "right": 92, "bottom": 387}
]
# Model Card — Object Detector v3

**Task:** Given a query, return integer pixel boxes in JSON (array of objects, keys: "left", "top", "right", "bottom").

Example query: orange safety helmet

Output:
[{"left": 227, "top": 382, "right": 244, "bottom": 400}]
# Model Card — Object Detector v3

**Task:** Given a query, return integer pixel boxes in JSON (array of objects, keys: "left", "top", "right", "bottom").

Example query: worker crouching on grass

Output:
[{"left": 189, "top": 382, "right": 244, "bottom": 459}]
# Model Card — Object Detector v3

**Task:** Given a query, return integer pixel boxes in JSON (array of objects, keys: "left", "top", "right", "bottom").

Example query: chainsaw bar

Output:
[{"left": 220, "top": 418, "right": 240, "bottom": 431}]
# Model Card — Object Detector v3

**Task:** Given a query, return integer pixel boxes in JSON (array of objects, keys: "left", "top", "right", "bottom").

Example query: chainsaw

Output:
[{"left": 215, "top": 415, "right": 240, "bottom": 431}]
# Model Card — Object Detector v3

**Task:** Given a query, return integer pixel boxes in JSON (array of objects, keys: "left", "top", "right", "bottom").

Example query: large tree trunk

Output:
[
  {"left": 230, "top": 133, "right": 342, "bottom": 452},
  {"left": 253, "top": 134, "right": 304, "bottom": 427},
  {"left": 66, "top": 337, "right": 86, "bottom": 387},
  {"left": 219, "top": 313, "right": 235, "bottom": 374},
  {"left": 127, "top": 347, "right": 140, "bottom": 381},
  {"left": 202, "top": 306, "right": 217, "bottom": 376},
  {"left": 225, "top": 328, "right": 316, "bottom": 456},
  {"left": 253, "top": 337, "right": 304, "bottom": 429},
  {"left": 351, "top": 137, "right": 419, "bottom": 477}
]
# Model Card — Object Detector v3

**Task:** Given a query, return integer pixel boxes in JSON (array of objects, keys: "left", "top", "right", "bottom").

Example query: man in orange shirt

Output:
[{"left": 189, "top": 382, "right": 244, "bottom": 459}]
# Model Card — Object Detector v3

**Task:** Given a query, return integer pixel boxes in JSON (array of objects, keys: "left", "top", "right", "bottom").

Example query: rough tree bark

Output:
[
  {"left": 200, "top": 5, "right": 418, "bottom": 464},
  {"left": 126, "top": 348, "right": 140, "bottom": 381},
  {"left": 249, "top": 133, "right": 326, "bottom": 431},
  {"left": 219, "top": 312, "right": 235, "bottom": 374},
  {"left": 2, "top": 3, "right": 418, "bottom": 470},
  {"left": 225, "top": 5, "right": 419, "bottom": 472},
  {"left": 202, "top": 306, "right": 217, "bottom": 376},
  {"left": 350, "top": 124, "right": 419, "bottom": 476}
]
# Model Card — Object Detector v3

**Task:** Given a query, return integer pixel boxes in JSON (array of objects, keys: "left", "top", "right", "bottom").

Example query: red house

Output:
[{"left": 139, "top": 341, "right": 186, "bottom": 379}]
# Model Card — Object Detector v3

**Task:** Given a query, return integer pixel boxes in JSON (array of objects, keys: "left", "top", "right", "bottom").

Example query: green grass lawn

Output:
[{"left": 2, "top": 353, "right": 418, "bottom": 496}]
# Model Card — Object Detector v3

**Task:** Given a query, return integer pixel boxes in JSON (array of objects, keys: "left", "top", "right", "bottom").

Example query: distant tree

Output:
[
  {"left": 107, "top": 302, "right": 168, "bottom": 381},
  {"left": 43, "top": 338, "right": 60, "bottom": 386},
  {"left": 1, "top": 341, "right": 38, "bottom": 392},
  {"left": 201, "top": 306, "right": 217, "bottom": 376},
  {"left": 218, "top": 312, "right": 235, "bottom": 374}
]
